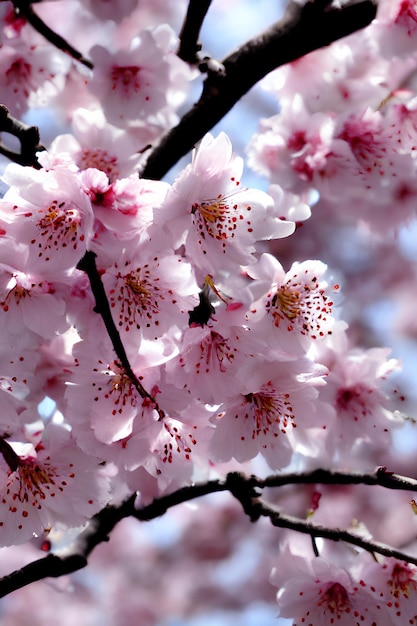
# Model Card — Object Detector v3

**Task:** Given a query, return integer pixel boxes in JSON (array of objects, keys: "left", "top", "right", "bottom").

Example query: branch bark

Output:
[
  {"left": 177, "top": 0, "right": 213, "bottom": 64},
  {"left": 141, "top": 0, "right": 378, "bottom": 181},
  {"left": 1, "top": 466, "right": 416, "bottom": 598},
  {"left": 0, "top": 105, "right": 44, "bottom": 168}
]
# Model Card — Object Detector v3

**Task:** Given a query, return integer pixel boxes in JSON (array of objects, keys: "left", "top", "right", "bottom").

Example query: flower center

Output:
[
  {"left": 35, "top": 200, "right": 82, "bottom": 259},
  {"left": 267, "top": 276, "right": 332, "bottom": 339},
  {"left": 244, "top": 382, "right": 295, "bottom": 438},
  {"left": 111, "top": 66, "right": 141, "bottom": 94},
  {"left": 191, "top": 191, "right": 251, "bottom": 254},
  {"left": 389, "top": 563, "right": 417, "bottom": 598},
  {"left": 6, "top": 58, "right": 31, "bottom": 87},
  {"left": 15, "top": 458, "right": 58, "bottom": 503},
  {"left": 113, "top": 266, "right": 160, "bottom": 332},
  {"left": 200, "top": 331, "right": 235, "bottom": 374},
  {"left": 1, "top": 276, "right": 32, "bottom": 311},
  {"left": 104, "top": 362, "right": 137, "bottom": 411},
  {"left": 318, "top": 582, "right": 350, "bottom": 614},
  {"left": 336, "top": 384, "right": 375, "bottom": 421}
]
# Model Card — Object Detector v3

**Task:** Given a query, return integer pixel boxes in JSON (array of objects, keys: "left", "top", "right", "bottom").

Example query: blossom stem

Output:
[
  {"left": 12, "top": 1, "right": 93, "bottom": 69},
  {"left": 77, "top": 251, "right": 165, "bottom": 419}
]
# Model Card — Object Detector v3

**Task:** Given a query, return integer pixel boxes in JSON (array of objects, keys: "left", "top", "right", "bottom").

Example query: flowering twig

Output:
[
  {"left": 0, "top": 105, "right": 44, "bottom": 168},
  {"left": 142, "top": 0, "right": 377, "bottom": 180},
  {"left": 76, "top": 251, "right": 165, "bottom": 419},
  {"left": 11, "top": 0, "right": 93, "bottom": 69},
  {"left": 1, "top": 466, "right": 417, "bottom": 597}
]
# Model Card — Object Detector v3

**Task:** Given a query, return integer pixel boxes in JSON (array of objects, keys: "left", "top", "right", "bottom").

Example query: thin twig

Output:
[
  {"left": 12, "top": 1, "right": 93, "bottom": 70},
  {"left": 76, "top": 251, "right": 165, "bottom": 418},
  {"left": 254, "top": 466, "right": 417, "bottom": 492},
  {"left": 258, "top": 501, "right": 417, "bottom": 566}
]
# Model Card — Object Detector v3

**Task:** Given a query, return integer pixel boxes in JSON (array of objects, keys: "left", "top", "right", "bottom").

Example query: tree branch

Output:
[
  {"left": 259, "top": 502, "right": 417, "bottom": 566},
  {"left": 0, "top": 105, "right": 44, "bottom": 168},
  {"left": 1, "top": 466, "right": 417, "bottom": 598},
  {"left": 255, "top": 466, "right": 417, "bottom": 492},
  {"left": 141, "top": 0, "right": 377, "bottom": 180},
  {"left": 177, "top": 0, "right": 213, "bottom": 64}
]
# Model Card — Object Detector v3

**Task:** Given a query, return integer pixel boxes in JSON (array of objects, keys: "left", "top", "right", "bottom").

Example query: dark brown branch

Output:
[
  {"left": 258, "top": 502, "right": 417, "bottom": 566},
  {"left": 2, "top": 467, "right": 417, "bottom": 597},
  {"left": 254, "top": 466, "right": 417, "bottom": 492},
  {"left": 0, "top": 105, "right": 44, "bottom": 168},
  {"left": 12, "top": 1, "right": 93, "bottom": 70},
  {"left": 141, "top": 0, "right": 377, "bottom": 180},
  {"left": 0, "top": 495, "right": 137, "bottom": 598},
  {"left": 178, "top": 0, "right": 213, "bottom": 64},
  {"left": 76, "top": 251, "right": 165, "bottom": 418}
]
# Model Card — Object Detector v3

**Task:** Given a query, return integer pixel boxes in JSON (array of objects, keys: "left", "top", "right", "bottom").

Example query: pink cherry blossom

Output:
[
  {"left": 0, "top": 425, "right": 110, "bottom": 546},
  {"left": 78, "top": 167, "right": 168, "bottom": 253},
  {"left": 0, "top": 37, "right": 69, "bottom": 115},
  {"left": 312, "top": 328, "right": 403, "bottom": 459},
  {"left": 247, "top": 253, "right": 337, "bottom": 354},
  {"left": 271, "top": 545, "right": 393, "bottom": 625},
  {"left": 88, "top": 25, "right": 189, "bottom": 128},
  {"left": 160, "top": 132, "right": 295, "bottom": 279},
  {"left": 262, "top": 34, "right": 390, "bottom": 115},
  {"left": 166, "top": 303, "right": 264, "bottom": 405},
  {"left": 0, "top": 267, "right": 68, "bottom": 338},
  {"left": 210, "top": 357, "right": 326, "bottom": 469},
  {"left": 100, "top": 246, "right": 199, "bottom": 346},
  {"left": 247, "top": 95, "right": 335, "bottom": 193},
  {"left": 375, "top": 0, "right": 417, "bottom": 57},
  {"left": 363, "top": 558, "right": 417, "bottom": 625},
  {"left": 64, "top": 336, "right": 165, "bottom": 447},
  {"left": 48, "top": 108, "right": 147, "bottom": 181},
  {"left": 0, "top": 163, "right": 94, "bottom": 275}
]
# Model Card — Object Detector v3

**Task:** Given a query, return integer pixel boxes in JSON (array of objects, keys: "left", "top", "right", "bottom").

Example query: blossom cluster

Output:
[{"left": 0, "top": 0, "right": 415, "bottom": 624}]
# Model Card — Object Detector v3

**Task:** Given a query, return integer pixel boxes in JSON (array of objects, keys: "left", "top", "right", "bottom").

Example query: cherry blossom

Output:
[
  {"left": 246, "top": 253, "right": 337, "bottom": 354},
  {"left": 0, "top": 37, "right": 69, "bottom": 116},
  {"left": 160, "top": 132, "right": 296, "bottom": 279},
  {"left": 0, "top": 0, "right": 415, "bottom": 621},
  {"left": 48, "top": 108, "right": 147, "bottom": 181},
  {"left": 0, "top": 163, "right": 94, "bottom": 275},
  {"left": 0, "top": 266, "right": 69, "bottom": 339},
  {"left": 0, "top": 425, "right": 110, "bottom": 546},
  {"left": 364, "top": 558, "right": 417, "bottom": 625},
  {"left": 78, "top": 167, "right": 168, "bottom": 254},
  {"left": 64, "top": 335, "right": 166, "bottom": 447},
  {"left": 271, "top": 543, "right": 393, "bottom": 626},
  {"left": 100, "top": 245, "right": 199, "bottom": 345},
  {"left": 375, "top": 0, "right": 417, "bottom": 57},
  {"left": 247, "top": 94, "right": 335, "bottom": 193},
  {"left": 312, "top": 329, "right": 403, "bottom": 460},
  {"left": 88, "top": 24, "right": 190, "bottom": 127},
  {"left": 166, "top": 303, "right": 264, "bottom": 405},
  {"left": 210, "top": 357, "right": 327, "bottom": 469}
]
